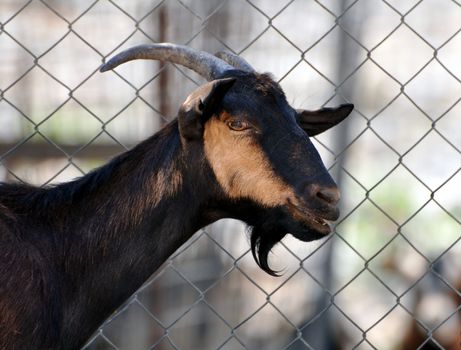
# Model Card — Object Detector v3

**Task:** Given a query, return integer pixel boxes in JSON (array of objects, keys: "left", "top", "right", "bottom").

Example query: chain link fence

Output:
[{"left": 1, "top": 0, "right": 460, "bottom": 349}]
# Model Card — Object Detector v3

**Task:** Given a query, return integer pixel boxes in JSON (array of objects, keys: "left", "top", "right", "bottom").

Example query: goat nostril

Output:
[{"left": 316, "top": 187, "right": 340, "bottom": 206}]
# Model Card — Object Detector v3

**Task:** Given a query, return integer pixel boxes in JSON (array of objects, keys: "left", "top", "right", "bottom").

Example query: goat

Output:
[
  {"left": 400, "top": 260, "right": 461, "bottom": 350},
  {"left": 0, "top": 43, "right": 353, "bottom": 349}
]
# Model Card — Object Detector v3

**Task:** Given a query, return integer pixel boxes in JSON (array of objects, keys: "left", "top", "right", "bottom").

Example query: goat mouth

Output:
[{"left": 286, "top": 199, "right": 333, "bottom": 235}]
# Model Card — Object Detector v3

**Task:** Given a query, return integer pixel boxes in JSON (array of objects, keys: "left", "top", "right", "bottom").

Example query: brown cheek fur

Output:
[{"left": 204, "top": 112, "right": 296, "bottom": 207}]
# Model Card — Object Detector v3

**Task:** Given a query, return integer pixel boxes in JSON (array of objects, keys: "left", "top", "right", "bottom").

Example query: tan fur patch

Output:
[
  {"left": 114, "top": 163, "right": 183, "bottom": 231},
  {"left": 204, "top": 112, "right": 296, "bottom": 207},
  {"left": 148, "top": 163, "right": 183, "bottom": 207}
]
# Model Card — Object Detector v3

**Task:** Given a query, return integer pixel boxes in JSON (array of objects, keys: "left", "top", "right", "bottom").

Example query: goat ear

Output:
[
  {"left": 297, "top": 103, "right": 354, "bottom": 136},
  {"left": 179, "top": 78, "right": 236, "bottom": 140}
]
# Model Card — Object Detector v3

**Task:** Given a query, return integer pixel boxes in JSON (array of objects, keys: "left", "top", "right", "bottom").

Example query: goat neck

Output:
[{"left": 34, "top": 121, "right": 219, "bottom": 349}]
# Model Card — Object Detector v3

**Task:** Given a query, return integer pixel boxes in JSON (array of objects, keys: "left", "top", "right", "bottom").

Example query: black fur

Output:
[{"left": 0, "top": 71, "right": 352, "bottom": 349}]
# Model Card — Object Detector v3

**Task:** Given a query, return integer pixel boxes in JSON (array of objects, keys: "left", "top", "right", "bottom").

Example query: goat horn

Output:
[
  {"left": 214, "top": 51, "right": 254, "bottom": 72},
  {"left": 100, "top": 43, "right": 234, "bottom": 81}
]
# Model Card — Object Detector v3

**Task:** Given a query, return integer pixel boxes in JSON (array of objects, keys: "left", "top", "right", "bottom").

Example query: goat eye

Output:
[{"left": 227, "top": 120, "right": 249, "bottom": 131}]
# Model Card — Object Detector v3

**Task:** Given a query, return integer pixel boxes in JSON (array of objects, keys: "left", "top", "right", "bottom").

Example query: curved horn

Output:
[
  {"left": 215, "top": 51, "right": 254, "bottom": 72},
  {"left": 100, "top": 43, "right": 234, "bottom": 81}
]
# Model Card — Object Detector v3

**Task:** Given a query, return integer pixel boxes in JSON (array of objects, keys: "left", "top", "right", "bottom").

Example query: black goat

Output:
[{"left": 0, "top": 43, "right": 353, "bottom": 349}]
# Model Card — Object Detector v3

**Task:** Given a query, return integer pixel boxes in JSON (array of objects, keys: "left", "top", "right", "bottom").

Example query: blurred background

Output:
[{"left": 0, "top": 0, "right": 460, "bottom": 349}]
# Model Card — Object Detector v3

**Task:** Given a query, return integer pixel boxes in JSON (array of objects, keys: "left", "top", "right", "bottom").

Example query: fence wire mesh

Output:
[{"left": 1, "top": 0, "right": 460, "bottom": 349}]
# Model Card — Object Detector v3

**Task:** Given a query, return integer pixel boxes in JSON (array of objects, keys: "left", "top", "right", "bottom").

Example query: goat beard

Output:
[{"left": 249, "top": 221, "right": 287, "bottom": 276}]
